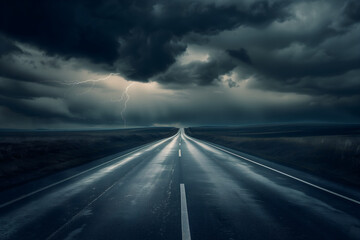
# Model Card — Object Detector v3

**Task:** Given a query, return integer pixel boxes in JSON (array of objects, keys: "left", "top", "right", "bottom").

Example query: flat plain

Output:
[
  {"left": 0, "top": 127, "right": 177, "bottom": 190},
  {"left": 186, "top": 124, "right": 360, "bottom": 188}
]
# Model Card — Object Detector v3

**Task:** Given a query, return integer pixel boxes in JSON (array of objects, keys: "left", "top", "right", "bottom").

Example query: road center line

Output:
[
  {"left": 180, "top": 184, "right": 191, "bottom": 240},
  {"left": 185, "top": 134, "right": 360, "bottom": 205},
  {"left": 179, "top": 149, "right": 182, "bottom": 157}
]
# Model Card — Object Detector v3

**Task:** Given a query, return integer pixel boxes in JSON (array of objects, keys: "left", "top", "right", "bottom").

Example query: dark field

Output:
[
  {"left": 0, "top": 127, "right": 177, "bottom": 191},
  {"left": 186, "top": 124, "right": 360, "bottom": 188}
]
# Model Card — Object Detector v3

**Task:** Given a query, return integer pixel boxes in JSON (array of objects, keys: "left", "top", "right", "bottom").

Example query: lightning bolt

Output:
[
  {"left": 64, "top": 73, "right": 134, "bottom": 128},
  {"left": 63, "top": 73, "right": 120, "bottom": 85},
  {"left": 120, "top": 83, "right": 134, "bottom": 128}
]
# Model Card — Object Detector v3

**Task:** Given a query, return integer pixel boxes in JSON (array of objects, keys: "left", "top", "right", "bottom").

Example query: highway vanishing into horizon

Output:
[{"left": 1, "top": 129, "right": 360, "bottom": 240}]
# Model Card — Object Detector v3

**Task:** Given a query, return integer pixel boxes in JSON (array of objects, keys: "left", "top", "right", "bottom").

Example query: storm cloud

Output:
[
  {"left": 0, "top": 0, "right": 287, "bottom": 81},
  {"left": 0, "top": 0, "right": 359, "bottom": 128}
]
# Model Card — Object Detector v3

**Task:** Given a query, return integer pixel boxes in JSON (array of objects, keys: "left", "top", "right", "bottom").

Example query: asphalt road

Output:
[{"left": 1, "top": 129, "right": 360, "bottom": 240}]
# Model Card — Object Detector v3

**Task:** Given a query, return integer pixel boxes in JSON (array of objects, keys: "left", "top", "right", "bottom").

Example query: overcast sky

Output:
[{"left": 0, "top": 0, "right": 359, "bottom": 128}]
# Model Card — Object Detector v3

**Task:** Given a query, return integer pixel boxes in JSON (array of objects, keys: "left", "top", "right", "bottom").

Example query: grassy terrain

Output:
[
  {"left": 0, "top": 127, "right": 177, "bottom": 191},
  {"left": 186, "top": 124, "right": 360, "bottom": 188}
]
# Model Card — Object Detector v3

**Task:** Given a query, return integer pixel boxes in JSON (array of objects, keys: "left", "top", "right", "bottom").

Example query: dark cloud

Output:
[
  {"left": 0, "top": 58, "right": 60, "bottom": 86},
  {"left": 0, "top": 76, "right": 61, "bottom": 100},
  {"left": 254, "top": 56, "right": 360, "bottom": 85},
  {"left": 202, "top": 0, "right": 360, "bottom": 99},
  {"left": 0, "top": 35, "right": 22, "bottom": 57},
  {"left": 343, "top": 0, "right": 360, "bottom": 26},
  {"left": 227, "top": 48, "right": 252, "bottom": 65},
  {"left": 0, "top": 0, "right": 360, "bottom": 128},
  {"left": 117, "top": 30, "right": 186, "bottom": 80},
  {"left": 0, "top": 96, "right": 70, "bottom": 120},
  {"left": 0, "top": 0, "right": 287, "bottom": 81},
  {"left": 156, "top": 54, "right": 236, "bottom": 86}
]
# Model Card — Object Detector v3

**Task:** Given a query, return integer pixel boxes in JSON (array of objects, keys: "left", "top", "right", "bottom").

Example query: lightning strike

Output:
[
  {"left": 64, "top": 73, "right": 120, "bottom": 85},
  {"left": 120, "top": 83, "right": 134, "bottom": 128},
  {"left": 64, "top": 73, "right": 135, "bottom": 128}
]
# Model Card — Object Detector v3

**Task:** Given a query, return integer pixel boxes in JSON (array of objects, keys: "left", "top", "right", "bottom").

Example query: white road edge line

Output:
[
  {"left": 180, "top": 184, "right": 191, "bottom": 240},
  {"left": 185, "top": 134, "right": 360, "bottom": 205},
  {"left": 0, "top": 132, "right": 180, "bottom": 209},
  {"left": 179, "top": 149, "right": 182, "bottom": 157}
]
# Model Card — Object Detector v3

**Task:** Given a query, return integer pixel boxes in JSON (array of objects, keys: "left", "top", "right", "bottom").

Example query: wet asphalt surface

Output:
[{"left": 0, "top": 129, "right": 360, "bottom": 240}]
